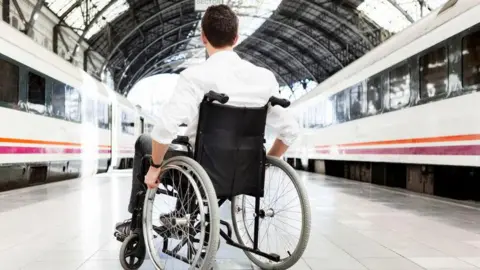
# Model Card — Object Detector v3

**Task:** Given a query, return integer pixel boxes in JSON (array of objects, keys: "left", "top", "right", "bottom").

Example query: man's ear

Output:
[
  {"left": 201, "top": 31, "right": 208, "bottom": 45},
  {"left": 232, "top": 34, "right": 239, "bottom": 46}
]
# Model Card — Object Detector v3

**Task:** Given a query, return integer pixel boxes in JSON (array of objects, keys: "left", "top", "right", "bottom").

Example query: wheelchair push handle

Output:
[
  {"left": 269, "top": 96, "right": 290, "bottom": 108},
  {"left": 206, "top": 91, "right": 229, "bottom": 104}
]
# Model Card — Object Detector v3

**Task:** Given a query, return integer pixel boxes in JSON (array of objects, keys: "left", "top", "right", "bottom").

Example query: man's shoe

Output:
[{"left": 114, "top": 219, "right": 132, "bottom": 241}]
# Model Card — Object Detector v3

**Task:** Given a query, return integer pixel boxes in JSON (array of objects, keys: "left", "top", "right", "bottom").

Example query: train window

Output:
[
  {"left": 419, "top": 46, "right": 448, "bottom": 98},
  {"left": 145, "top": 123, "right": 154, "bottom": 133},
  {"left": 108, "top": 104, "right": 112, "bottom": 129},
  {"left": 334, "top": 91, "right": 348, "bottom": 123},
  {"left": 97, "top": 102, "right": 109, "bottom": 129},
  {"left": 366, "top": 75, "right": 382, "bottom": 115},
  {"left": 324, "top": 98, "right": 334, "bottom": 126},
  {"left": 0, "top": 58, "right": 19, "bottom": 107},
  {"left": 52, "top": 82, "right": 66, "bottom": 118},
  {"left": 27, "top": 72, "right": 46, "bottom": 114},
  {"left": 462, "top": 30, "right": 480, "bottom": 88},
  {"left": 302, "top": 111, "right": 307, "bottom": 128},
  {"left": 121, "top": 111, "right": 135, "bottom": 135},
  {"left": 349, "top": 83, "right": 365, "bottom": 120},
  {"left": 85, "top": 99, "right": 95, "bottom": 124},
  {"left": 316, "top": 100, "right": 325, "bottom": 127},
  {"left": 65, "top": 86, "right": 81, "bottom": 122},
  {"left": 389, "top": 63, "right": 411, "bottom": 110},
  {"left": 306, "top": 107, "right": 313, "bottom": 128}
]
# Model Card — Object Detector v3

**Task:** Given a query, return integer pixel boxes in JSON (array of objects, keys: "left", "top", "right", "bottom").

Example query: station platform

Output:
[{"left": 1, "top": 170, "right": 480, "bottom": 270}]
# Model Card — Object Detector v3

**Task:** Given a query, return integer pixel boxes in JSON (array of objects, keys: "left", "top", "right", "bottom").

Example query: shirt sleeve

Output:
[
  {"left": 265, "top": 79, "right": 300, "bottom": 146},
  {"left": 150, "top": 73, "right": 202, "bottom": 144}
]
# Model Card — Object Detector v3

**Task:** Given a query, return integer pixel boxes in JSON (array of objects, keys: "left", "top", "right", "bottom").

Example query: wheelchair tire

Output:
[
  {"left": 231, "top": 156, "right": 311, "bottom": 270},
  {"left": 119, "top": 233, "right": 145, "bottom": 270},
  {"left": 143, "top": 156, "right": 220, "bottom": 270}
]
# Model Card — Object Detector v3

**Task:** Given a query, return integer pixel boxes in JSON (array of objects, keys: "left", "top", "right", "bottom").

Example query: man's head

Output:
[{"left": 201, "top": 5, "right": 239, "bottom": 54}]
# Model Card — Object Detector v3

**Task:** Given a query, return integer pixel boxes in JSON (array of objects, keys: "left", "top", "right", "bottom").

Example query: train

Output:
[
  {"left": 284, "top": 0, "right": 480, "bottom": 200},
  {"left": 0, "top": 19, "right": 155, "bottom": 191}
]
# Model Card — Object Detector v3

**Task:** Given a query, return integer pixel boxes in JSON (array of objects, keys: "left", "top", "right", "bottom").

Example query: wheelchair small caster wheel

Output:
[{"left": 119, "top": 233, "right": 145, "bottom": 270}]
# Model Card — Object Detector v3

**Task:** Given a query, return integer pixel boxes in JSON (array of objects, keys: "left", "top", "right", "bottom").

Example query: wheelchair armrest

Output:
[{"left": 172, "top": 136, "right": 189, "bottom": 145}]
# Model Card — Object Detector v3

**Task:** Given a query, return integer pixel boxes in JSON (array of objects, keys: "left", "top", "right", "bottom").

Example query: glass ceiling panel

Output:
[
  {"left": 358, "top": 0, "right": 448, "bottom": 33},
  {"left": 47, "top": 0, "right": 76, "bottom": 16},
  {"left": 46, "top": 0, "right": 130, "bottom": 38},
  {"left": 86, "top": 0, "right": 130, "bottom": 39}
]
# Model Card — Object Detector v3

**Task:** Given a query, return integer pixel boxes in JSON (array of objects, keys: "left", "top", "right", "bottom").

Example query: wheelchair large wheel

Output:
[
  {"left": 143, "top": 156, "right": 220, "bottom": 270},
  {"left": 231, "top": 156, "right": 311, "bottom": 270}
]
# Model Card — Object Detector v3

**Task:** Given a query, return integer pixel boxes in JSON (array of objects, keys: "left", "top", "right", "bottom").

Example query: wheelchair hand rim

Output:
[{"left": 142, "top": 164, "right": 207, "bottom": 270}]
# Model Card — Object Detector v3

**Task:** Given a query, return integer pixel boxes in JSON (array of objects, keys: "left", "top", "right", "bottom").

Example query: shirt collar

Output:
[{"left": 207, "top": 50, "right": 240, "bottom": 61}]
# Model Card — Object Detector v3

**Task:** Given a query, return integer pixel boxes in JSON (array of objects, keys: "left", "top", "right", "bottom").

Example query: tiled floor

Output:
[{"left": 1, "top": 170, "right": 480, "bottom": 269}]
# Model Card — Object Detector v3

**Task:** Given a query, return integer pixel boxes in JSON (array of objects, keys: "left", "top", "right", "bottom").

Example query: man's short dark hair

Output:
[{"left": 201, "top": 5, "right": 238, "bottom": 48}]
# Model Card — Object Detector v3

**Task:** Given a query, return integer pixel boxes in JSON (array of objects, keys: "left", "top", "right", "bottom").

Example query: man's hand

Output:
[{"left": 145, "top": 166, "right": 162, "bottom": 189}]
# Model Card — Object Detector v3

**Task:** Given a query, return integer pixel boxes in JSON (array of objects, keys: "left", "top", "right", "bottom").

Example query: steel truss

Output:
[{"left": 38, "top": 0, "right": 436, "bottom": 95}]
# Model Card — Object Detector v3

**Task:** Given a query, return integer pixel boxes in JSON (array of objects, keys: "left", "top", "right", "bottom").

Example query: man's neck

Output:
[{"left": 207, "top": 46, "right": 234, "bottom": 57}]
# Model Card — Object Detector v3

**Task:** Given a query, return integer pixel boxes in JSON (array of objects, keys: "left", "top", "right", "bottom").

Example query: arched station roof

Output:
[{"left": 43, "top": 0, "right": 448, "bottom": 96}]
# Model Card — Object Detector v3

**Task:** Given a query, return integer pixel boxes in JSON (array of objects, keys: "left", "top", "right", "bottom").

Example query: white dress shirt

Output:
[{"left": 151, "top": 50, "right": 299, "bottom": 147}]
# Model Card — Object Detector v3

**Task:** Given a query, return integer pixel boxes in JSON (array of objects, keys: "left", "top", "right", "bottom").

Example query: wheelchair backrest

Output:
[{"left": 194, "top": 99, "right": 268, "bottom": 198}]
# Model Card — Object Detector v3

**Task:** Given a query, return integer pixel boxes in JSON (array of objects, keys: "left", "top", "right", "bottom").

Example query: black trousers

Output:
[{"left": 128, "top": 134, "right": 193, "bottom": 214}]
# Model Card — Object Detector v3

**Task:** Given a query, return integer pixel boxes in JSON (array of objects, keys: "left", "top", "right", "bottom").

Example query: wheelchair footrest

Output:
[{"left": 114, "top": 231, "right": 127, "bottom": 242}]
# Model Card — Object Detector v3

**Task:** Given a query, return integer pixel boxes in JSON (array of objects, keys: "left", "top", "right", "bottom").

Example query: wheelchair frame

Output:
[{"left": 116, "top": 91, "right": 304, "bottom": 269}]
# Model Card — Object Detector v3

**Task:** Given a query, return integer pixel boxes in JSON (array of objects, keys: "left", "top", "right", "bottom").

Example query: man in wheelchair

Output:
[
  {"left": 116, "top": 3, "right": 298, "bottom": 238},
  {"left": 114, "top": 4, "right": 310, "bottom": 270}
]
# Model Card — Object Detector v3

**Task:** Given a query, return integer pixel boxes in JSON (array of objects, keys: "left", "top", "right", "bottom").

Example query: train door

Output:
[{"left": 109, "top": 104, "right": 113, "bottom": 168}]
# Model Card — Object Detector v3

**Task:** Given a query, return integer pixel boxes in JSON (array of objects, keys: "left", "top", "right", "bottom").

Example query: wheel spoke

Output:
[
  {"left": 141, "top": 157, "right": 219, "bottom": 270},
  {"left": 230, "top": 157, "right": 310, "bottom": 270}
]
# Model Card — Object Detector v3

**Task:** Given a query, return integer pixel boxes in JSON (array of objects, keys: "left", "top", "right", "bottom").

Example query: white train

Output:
[
  {"left": 285, "top": 0, "right": 480, "bottom": 198},
  {"left": 0, "top": 20, "right": 155, "bottom": 191}
]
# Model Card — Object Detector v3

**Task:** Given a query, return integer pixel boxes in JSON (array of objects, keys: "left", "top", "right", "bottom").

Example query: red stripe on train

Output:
[
  {"left": 315, "top": 145, "right": 480, "bottom": 155},
  {"left": 0, "top": 146, "right": 112, "bottom": 154}
]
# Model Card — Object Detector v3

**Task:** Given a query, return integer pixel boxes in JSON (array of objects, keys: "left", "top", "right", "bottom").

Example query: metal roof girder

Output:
[
  {"left": 24, "top": 0, "right": 45, "bottom": 35},
  {"left": 123, "top": 36, "right": 199, "bottom": 90},
  {"left": 141, "top": 47, "right": 205, "bottom": 77},
  {"left": 265, "top": 39, "right": 325, "bottom": 78},
  {"left": 247, "top": 14, "right": 345, "bottom": 68},
  {"left": 253, "top": 29, "right": 330, "bottom": 75},
  {"left": 141, "top": 30, "right": 318, "bottom": 82},
  {"left": 102, "top": 11, "right": 342, "bottom": 80},
  {"left": 258, "top": 18, "right": 342, "bottom": 68},
  {"left": 278, "top": 7, "right": 347, "bottom": 48},
  {"left": 117, "top": 12, "right": 332, "bottom": 87},
  {"left": 245, "top": 47, "right": 296, "bottom": 79},
  {"left": 69, "top": 0, "right": 123, "bottom": 62},
  {"left": 304, "top": 0, "right": 374, "bottom": 49},
  {"left": 99, "top": 0, "right": 192, "bottom": 77},
  {"left": 240, "top": 44, "right": 304, "bottom": 80},
  {"left": 111, "top": 19, "right": 199, "bottom": 86},
  {"left": 302, "top": 41, "right": 337, "bottom": 72},
  {"left": 58, "top": 1, "right": 81, "bottom": 22},
  {"left": 242, "top": 36, "right": 317, "bottom": 81}
]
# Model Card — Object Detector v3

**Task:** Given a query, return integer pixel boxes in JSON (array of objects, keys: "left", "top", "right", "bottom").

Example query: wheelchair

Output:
[{"left": 114, "top": 91, "right": 311, "bottom": 270}]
